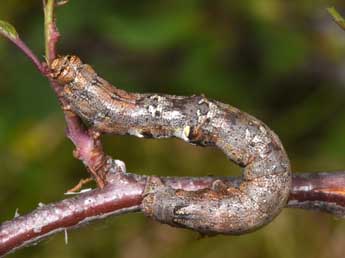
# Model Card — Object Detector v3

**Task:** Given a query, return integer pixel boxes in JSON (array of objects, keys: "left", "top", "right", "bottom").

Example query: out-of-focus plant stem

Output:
[{"left": 327, "top": 7, "right": 345, "bottom": 31}]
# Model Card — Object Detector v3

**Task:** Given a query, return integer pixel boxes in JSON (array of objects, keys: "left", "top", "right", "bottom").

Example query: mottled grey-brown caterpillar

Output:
[{"left": 51, "top": 55, "right": 291, "bottom": 235}]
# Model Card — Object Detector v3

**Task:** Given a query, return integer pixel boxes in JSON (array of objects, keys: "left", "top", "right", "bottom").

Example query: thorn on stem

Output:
[
  {"left": 14, "top": 208, "right": 20, "bottom": 218},
  {"left": 64, "top": 228, "right": 68, "bottom": 245},
  {"left": 56, "top": 0, "right": 69, "bottom": 7},
  {"left": 66, "top": 177, "right": 93, "bottom": 193}
]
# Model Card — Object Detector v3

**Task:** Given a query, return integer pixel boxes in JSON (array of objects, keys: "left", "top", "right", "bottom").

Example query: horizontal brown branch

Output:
[
  {"left": 288, "top": 171, "right": 345, "bottom": 215},
  {"left": 1, "top": 170, "right": 345, "bottom": 257}
]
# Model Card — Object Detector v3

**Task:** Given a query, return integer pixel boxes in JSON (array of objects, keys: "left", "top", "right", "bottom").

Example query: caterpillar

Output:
[{"left": 51, "top": 55, "right": 291, "bottom": 235}]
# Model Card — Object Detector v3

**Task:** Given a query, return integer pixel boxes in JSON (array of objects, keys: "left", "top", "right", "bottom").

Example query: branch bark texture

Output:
[{"left": 1, "top": 170, "right": 345, "bottom": 257}]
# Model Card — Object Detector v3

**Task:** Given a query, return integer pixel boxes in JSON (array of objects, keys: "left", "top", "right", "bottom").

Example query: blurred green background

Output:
[{"left": 1, "top": 0, "right": 345, "bottom": 257}]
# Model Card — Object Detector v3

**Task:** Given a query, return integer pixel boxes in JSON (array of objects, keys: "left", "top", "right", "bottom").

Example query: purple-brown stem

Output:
[
  {"left": 42, "top": 0, "right": 108, "bottom": 187},
  {"left": 14, "top": 38, "right": 46, "bottom": 74},
  {"left": 289, "top": 172, "right": 345, "bottom": 215},
  {"left": 0, "top": 1, "right": 108, "bottom": 188},
  {"left": 0, "top": 31, "right": 46, "bottom": 74},
  {"left": 0, "top": 171, "right": 144, "bottom": 257},
  {"left": 43, "top": 0, "right": 59, "bottom": 66},
  {"left": 1, "top": 171, "right": 345, "bottom": 257},
  {"left": 63, "top": 111, "right": 107, "bottom": 187}
]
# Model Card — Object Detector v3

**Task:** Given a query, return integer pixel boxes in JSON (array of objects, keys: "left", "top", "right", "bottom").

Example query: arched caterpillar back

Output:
[{"left": 51, "top": 55, "right": 291, "bottom": 235}]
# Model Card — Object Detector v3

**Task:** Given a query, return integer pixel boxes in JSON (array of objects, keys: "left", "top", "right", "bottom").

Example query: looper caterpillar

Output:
[{"left": 51, "top": 55, "right": 291, "bottom": 235}]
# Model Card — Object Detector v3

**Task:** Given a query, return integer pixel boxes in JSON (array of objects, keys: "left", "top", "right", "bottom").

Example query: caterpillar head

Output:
[{"left": 51, "top": 55, "right": 83, "bottom": 84}]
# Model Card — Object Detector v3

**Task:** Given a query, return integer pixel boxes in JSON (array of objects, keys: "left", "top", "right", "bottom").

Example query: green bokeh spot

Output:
[{"left": 103, "top": 10, "right": 200, "bottom": 51}]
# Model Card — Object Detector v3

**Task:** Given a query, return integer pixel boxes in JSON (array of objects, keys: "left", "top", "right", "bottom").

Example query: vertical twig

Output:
[
  {"left": 0, "top": 0, "right": 108, "bottom": 188},
  {"left": 43, "top": 0, "right": 59, "bottom": 65},
  {"left": 41, "top": 0, "right": 108, "bottom": 188}
]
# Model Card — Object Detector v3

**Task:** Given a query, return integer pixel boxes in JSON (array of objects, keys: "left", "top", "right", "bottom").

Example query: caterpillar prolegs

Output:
[{"left": 51, "top": 55, "right": 291, "bottom": 235}]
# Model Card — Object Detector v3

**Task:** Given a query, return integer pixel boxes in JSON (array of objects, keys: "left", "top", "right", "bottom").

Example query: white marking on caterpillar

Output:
[
  {"left": 128, "top": 128, "right": 144, "bottom": 138},
  {"left": 174, "top": 126, "right": 190, "bottom": 142}
]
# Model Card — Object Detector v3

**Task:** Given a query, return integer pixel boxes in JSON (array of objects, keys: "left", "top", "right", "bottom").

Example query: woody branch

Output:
[{"left": 1, "top": 171, "right": 345, "bottom": 256}]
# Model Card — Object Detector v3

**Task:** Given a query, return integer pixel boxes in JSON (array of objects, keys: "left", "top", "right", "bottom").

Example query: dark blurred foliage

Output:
[{"left": 1, "top": 1, "right": 345, "bottom": 257}]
